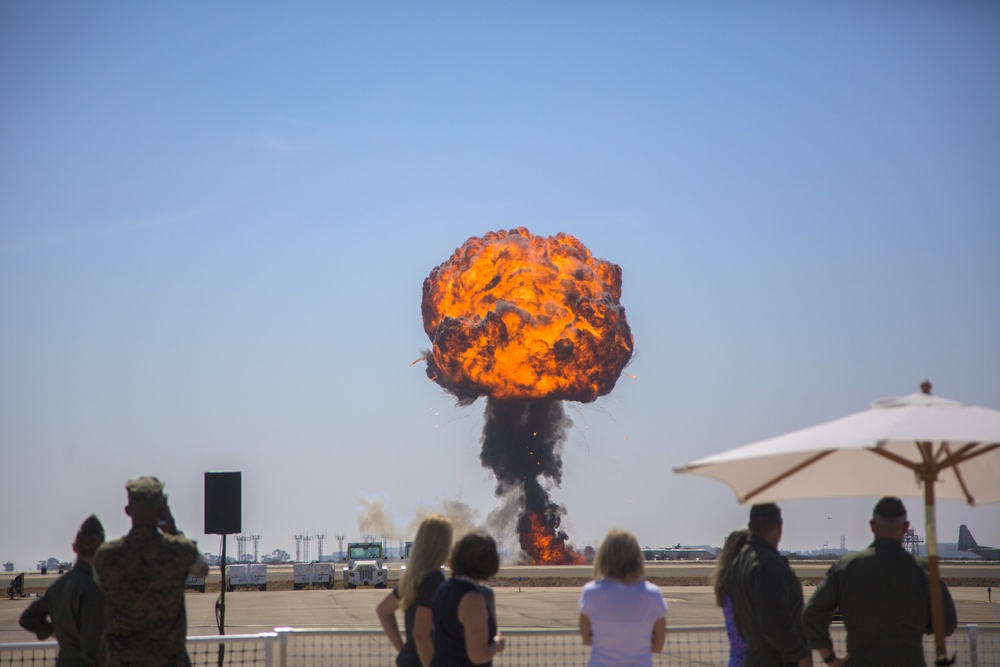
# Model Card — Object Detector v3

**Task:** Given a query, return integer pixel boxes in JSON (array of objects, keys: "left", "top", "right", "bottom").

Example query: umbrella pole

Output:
[{"left": 922, "top": 468, "right": 949, "bottom": 665}]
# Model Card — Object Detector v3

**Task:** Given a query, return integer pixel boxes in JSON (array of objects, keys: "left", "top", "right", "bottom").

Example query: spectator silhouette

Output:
[
  {"left": 95, "top": 476, "right": 208, "bottom": 666},
  {"left": 20, "top": 514, "right": 106, "bottom": 667}
]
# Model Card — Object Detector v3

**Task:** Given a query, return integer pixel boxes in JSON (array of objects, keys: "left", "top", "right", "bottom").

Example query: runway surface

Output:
[
  {"left": 9, "top": 560, "right": 998, "bottom": 592},
  {"left": 3, "top": 568, "right": 999, "bottom": 645}
]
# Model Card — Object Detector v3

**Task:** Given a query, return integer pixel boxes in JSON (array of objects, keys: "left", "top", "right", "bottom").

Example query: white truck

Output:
[
  {"left": 343, "top": 542, "right": 387, "bottom": 589},
  {"left": 226, "top": 563, "right": 267, "bottom": 591},
  {"left": 185, "top": 573, "right": 206, "bottom": 592},
  {"left": 293, "top": 562, "right": 334, "bottom": 590}
]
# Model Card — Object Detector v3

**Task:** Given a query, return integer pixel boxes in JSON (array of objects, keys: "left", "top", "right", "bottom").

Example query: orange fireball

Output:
[
  {"left": 523, "top": 512, "right": 587, "bottom": 566},
  {"left": 422, "top": 228, "right": 633, "bottom": 403}
]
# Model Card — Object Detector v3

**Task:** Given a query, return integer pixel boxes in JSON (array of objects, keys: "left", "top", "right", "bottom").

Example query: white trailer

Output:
[
  {"left": 293, "top": 562, "right": 334, "bottom": 590},
  {"left": 227, "top": 563, "right": 267, "bottom": 591}
]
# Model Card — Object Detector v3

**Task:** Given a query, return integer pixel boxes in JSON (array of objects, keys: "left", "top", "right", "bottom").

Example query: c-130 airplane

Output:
[{"left": 958, "top": 525, "right": 1000, "bottom": 561}]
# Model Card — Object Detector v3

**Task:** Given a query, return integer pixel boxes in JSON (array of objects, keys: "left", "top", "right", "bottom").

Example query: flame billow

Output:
[
  {"left": 481, "top": 399, "right": 585, "bottom": 565},
  {"left": 422, "top": 228, "right": 633, "bottom": 564}
]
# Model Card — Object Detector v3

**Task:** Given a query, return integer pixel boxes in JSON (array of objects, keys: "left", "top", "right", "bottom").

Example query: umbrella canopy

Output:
[
  {"left": 674, "top": 391, "right": 1000, "bottom": 505},
  {"left": 674, "top": 387, "right": 1000, "bottom": 665}
]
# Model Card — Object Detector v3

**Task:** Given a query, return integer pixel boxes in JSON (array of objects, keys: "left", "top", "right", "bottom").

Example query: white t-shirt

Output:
[{"left": 579, "top": 578, "right": 668, "bottom": 667}]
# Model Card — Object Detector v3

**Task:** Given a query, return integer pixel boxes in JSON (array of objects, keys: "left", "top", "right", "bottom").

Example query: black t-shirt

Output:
[{"left": 395, "top": 569, "right": 445, "bottom": 667}]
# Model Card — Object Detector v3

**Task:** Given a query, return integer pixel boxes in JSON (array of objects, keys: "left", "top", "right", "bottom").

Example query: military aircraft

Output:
[
  {"left": 957, "top": 525, "right": 1000, "bottom": 561},
  {"left": 641, "top": 545, "right": 716, "bottom": 561}
]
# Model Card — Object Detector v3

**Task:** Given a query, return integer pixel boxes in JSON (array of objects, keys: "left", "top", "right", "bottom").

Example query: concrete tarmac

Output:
[
  {"left": 3, "top": 583, "right": 998, "bottom": 645},
  {"left": 4, "top": 562, "right": 998, "bottom": 644},
  {"left": 6, "top": 560, "right": 1000, "bottom": 591}
]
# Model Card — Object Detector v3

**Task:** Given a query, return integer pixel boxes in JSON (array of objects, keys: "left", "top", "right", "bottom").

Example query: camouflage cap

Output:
[{"left": 126, "top": 476, "right": 165, "bottom": 505}]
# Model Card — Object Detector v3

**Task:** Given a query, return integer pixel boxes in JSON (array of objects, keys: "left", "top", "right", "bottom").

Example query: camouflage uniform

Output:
[{"left": 95, "top": 477, "right": 206, "bottom": 667}]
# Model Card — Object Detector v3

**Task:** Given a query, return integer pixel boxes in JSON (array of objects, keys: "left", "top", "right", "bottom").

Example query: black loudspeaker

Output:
[{"left": 204, "top": 472, "right": 242, "bottom": 535}]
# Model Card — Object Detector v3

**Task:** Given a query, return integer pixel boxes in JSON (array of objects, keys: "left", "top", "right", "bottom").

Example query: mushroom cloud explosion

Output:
[{"left": 421, "top": 228, "right": 633, "bottom": 564}]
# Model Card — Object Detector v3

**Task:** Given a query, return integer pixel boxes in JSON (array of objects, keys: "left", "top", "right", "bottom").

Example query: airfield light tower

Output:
[
  {"left": 315, "top": 533, "right": 327, "bottom": 561},
  {"left": 335, "top": 534, "right": 345, "bottom": 562},
  {"left": 236, "top": 535, "right": 250, "bottom": 562},
  {"left": 903, "top": 528, "right": 924, "bottom": 556},
  {"left": 302, "top": 533, "right": 313, "bottom": 562}
]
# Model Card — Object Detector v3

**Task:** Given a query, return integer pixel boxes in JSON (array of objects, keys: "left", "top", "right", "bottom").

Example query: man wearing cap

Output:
[
  {"left": 96, "top": 476, "right": 209, "bottom": 666},
  {"left": 803, "top": 496, "right": 957, "bottom": 666},
  {"left": 728, "top": 503, "right": 811, "bottom": 667},
  {"left": 20, "top": 514, "right": 106, "bottom": 666}
]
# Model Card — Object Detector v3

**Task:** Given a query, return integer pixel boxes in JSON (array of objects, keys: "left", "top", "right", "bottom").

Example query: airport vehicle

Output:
[
  {"left": 227, "top": 563, "right": 267, "bottom": 591},
  {"left": 343, "top": 542, "right": 387, "bottom": 589},
  {"left": 958, "top": 525, "right": 1000, "bottom": 561},
  {"left": 185, "top": 573, "right": 206, "bottom": 592},
  {"left": 294, "top": 562, "right": 334, "bottom": 589}
]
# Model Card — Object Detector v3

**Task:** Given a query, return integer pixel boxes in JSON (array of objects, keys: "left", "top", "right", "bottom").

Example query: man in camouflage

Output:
[{"left": 96, "top": 477, "right": 208, "bottom": 666}]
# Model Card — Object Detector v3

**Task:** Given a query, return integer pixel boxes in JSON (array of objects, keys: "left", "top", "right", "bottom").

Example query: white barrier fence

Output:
[{"left": 2, "top": 624, "right": 997, "bottom": 666}]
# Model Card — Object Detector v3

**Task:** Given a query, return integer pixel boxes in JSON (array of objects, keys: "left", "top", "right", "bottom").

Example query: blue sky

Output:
[{"left": 2, "top": 2, "right": 999, "bottom": 569}]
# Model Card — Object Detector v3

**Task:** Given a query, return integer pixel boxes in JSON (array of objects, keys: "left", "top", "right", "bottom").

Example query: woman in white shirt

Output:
[{"left": 579, "top": 529, "right": 668, "bottom": 667}]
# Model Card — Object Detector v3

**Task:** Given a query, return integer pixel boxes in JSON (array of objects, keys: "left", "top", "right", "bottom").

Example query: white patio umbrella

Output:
[{"left": 673, "top": 383, "right": 1000, "bottom": 664}]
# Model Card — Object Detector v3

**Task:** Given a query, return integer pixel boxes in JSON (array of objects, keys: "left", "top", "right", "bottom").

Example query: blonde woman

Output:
[
  {"left": 579, "top": 529, "right": 668, "bottom": 667},
  {"left": 377, "top": 515, "right": 454, "bottom": 667}
]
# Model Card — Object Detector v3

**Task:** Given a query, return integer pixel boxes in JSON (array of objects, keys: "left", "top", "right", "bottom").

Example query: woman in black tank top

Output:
[{"left": 430, "top": 533, "right": 506, "bottom": 667}]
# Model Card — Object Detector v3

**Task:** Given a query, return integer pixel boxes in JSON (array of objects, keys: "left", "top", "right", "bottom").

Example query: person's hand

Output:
[
  {"left": 493, "top": 633, "right": 506, "bottom": 655},
  {"left": 159, "top": 504, "right": 178, "bottom": 535}
]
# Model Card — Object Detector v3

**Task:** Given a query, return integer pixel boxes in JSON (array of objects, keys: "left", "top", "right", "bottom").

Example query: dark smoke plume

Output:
[{"left": 480, "top": 398, "right": 580, "bottom": 561}]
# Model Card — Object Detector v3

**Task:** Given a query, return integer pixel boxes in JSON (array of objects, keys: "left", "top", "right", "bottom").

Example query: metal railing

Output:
[{"left": 2, "top": 624, "right": 996, "bottom": 666}]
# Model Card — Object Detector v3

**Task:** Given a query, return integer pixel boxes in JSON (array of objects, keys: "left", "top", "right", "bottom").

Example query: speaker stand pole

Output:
[{"left": 218, "top": 533, "right": 227, "bottom": 667}]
